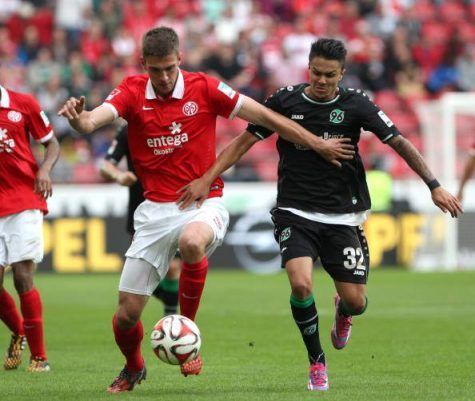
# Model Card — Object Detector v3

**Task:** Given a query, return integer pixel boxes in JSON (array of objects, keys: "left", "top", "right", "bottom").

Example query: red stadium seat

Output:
[{"left": 373, "top": 90, "right": 403, "bottom": 113}]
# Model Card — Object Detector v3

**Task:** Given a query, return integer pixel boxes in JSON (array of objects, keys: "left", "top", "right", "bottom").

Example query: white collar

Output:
[
  {"left": 0, "top": 85, "right": 11, "bottom": 108},
  {"left": 145, "top": 68, "right": 185, "bottom": 100}
]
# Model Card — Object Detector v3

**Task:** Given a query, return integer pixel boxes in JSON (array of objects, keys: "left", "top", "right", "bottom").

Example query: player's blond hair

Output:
[{"left": 142, "top": 27, "right": 179, "bottom": 58}]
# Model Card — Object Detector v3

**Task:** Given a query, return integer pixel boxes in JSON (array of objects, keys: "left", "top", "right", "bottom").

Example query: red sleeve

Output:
[
  {"left": 104, "top": 78, "right": 133, "bottom": 120},
  {"left": 204, "top": 75, "right": 243, "bottom": 119},
  {"left": 25, "top": 95, "right": 53, "bottom": 142}
]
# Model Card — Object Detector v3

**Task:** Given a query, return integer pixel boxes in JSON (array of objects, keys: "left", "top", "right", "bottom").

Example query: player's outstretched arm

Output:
[
  {"left": 237, "top": 95, "right": 354, "bottom": 167},
  {"left": 58, "top": 96, "right": 115, "bottom": 134},
  {"left": 35, "top": 136, "right": 60, "bottom": 199},
  {"left": 457, "top": 153, "right": 475, "bottom": 202},
  {"left": 387, "top": 135, "right": 463, "bottom": 218},
  {"left": 100, "top": 160, "right": 138, "bottom": 187},
  {"left": 177, "top": 130, "right": 259, "bottom": 209}
]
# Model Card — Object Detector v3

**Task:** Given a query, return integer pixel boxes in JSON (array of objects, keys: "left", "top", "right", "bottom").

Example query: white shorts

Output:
[
  {"left": 119, "top": 197, "right": 229, "bottom": 295},
  {"left": 0, "top": 209, "right": 44, "bottom": 266}
]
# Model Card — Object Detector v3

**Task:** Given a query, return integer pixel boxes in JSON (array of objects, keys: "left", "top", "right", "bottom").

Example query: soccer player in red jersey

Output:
[
  {"left": 0, "top": 85, "right": 59, "bottom": 372},
  {"left": 457, "top": 142, "right": 475, "bottom": 202},
  {"left": 100, "top": 124, "right": 181, "bottom": 316},
  {"left": 58, "top": 27, "right": 354, "bottom": 393}
]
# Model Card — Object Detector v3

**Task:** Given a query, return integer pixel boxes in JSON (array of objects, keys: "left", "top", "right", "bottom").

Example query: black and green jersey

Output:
[{"left": 246, "top": 84, "right": 400, "bottom": 214}]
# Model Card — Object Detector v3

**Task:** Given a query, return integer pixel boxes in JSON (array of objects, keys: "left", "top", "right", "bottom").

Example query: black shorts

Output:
[{"left": 271, "top": 208, "right": 369, "bottom": 284}]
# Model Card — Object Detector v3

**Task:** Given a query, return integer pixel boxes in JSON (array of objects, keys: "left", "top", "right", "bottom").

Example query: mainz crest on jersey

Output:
[
  {"left": 7, "top": 111, "right": 22, "bottom": 123},
  {"left": 182, "top": 101, "right": 198, "bottom": 116}
]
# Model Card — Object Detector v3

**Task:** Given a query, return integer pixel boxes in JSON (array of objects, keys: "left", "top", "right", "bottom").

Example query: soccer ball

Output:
[{"left": 150, "top": 314, "right": 201, "bottom": 365}]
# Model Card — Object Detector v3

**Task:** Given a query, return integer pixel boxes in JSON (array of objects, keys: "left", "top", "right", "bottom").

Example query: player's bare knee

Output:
[
  {"left": 115, "top": 308, "right": 140, "bottom": 329},
  {"left": 344, "top": 295, "right": 367, "bottom": 315},
  {"left": 179, "top": 237, "right": 205, "bottom": 262},
  {"left": 290, "top": 282, "right": 313, "bottom": 300}
]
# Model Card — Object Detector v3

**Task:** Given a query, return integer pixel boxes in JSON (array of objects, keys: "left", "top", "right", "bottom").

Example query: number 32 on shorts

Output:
[{"left": 343, "top": 247, "right": 366, "bottom": 276}]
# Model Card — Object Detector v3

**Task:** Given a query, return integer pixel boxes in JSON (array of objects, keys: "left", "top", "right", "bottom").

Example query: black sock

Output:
[
  {"left": 153, "top": 278, "right": 179, "bottom": 316},
  {"left": 290, "top": 294, "right": 325, "bottom": 365}
]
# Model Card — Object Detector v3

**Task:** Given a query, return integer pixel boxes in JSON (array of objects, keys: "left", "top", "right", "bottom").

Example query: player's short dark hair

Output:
[
  {"left": 309, "top": 38, "right": 347, "bottom": 67},
  {"left": 142, "top": 26, "right": 179, "bottom": 58}
]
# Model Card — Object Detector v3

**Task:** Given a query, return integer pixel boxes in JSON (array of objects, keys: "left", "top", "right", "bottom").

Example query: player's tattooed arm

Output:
[
  {"left": 387, "top": 135, "right": 463, "bottom": 217},
  {"left": 387, "top": 135, "right": 435, "bottom": 184}
]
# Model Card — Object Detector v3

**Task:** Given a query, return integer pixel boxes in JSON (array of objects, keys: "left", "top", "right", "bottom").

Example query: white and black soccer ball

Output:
[{"left": 150, "top": 314, "right": 201, "bottom": 365}]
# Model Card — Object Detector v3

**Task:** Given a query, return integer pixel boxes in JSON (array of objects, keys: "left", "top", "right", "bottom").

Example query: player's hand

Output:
[
  {"left": 317, "top": 137, "right": 355, "bottom": 168},
  {"left": 117, "top": 171, "right": 137, "bottom": 187},
  {"left": 456, "top": 189, "right": 463, "bottom": 203},
  {"left": 34, "top": 167, "right": 53, "bottom": 199},
  {"left": 58, "top": 96, "right": 86, "bottom": 120},
  {"left": 176, "top": 178, "right": 211, "bottom": 210},
  {"left": 431, "top": 187, "right": 463, "bottom": 218}
]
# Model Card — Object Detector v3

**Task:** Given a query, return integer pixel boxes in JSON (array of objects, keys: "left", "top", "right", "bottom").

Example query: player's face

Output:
[
  {"left": 142, "top": 52, "right": 181, "bottom": 97},
  {"left": 307, "top": 57, "right": 345, "bottom": 101}
]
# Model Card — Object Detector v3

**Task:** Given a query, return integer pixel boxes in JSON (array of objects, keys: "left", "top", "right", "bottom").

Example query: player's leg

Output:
[
  {"left": 152, "top": 253, "right": 180, "bottom": 316},
  {"left": 272, "top": 210, "right": 329, "bottom": 391},
  {"left": 108, "top": 257, "right": 158, "bottom": 393},
  {"left": 285, "top": 257, "right": 329, "bottom": 391},
  {"left": 177, "top": 224, "right": 212, "bottom": 377},
  {"left": 0, "top": 264, "right": 26, "bottom": 370},
  {"left": 318, "top": 224, "right": 369, "bottom": 350},
  {"left": 177, "top": 198, "right": 229, "bottom": 377},
  {"left": 5, "top": 210, "right": 48, "bottom": 372},
  {"left": 331, "top": 281, "right": 367, "bottom": 349},
  {"left": 178, "top": 198, "right": 228, "bottom": 322},
  {"left": 177, "top": 222, "right": 214, "bottom": 321},
  {"left": 11, "top": 259, "right": 49, "bottom": 372}
]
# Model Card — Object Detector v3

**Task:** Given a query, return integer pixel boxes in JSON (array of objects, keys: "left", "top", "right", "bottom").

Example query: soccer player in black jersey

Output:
[
  {"left": 177, "top": 38, "right": 462, "bottom": 391},
  {"left": 101, "top": 124, "right": 180, "bottom": 316}
]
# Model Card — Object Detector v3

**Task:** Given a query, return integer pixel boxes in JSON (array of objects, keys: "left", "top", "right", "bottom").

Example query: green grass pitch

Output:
[{"left": 0, "top": 269, "right": 474, "bottom": 401}]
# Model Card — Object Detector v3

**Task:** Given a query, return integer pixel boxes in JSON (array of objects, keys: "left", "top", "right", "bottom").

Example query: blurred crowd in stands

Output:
[{"left": 1, "top": 0, "right": 474, "bottom": 183}]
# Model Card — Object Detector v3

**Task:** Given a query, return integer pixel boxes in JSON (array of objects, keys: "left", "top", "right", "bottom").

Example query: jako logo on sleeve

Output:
[
  {"left": 377, "top": 110, "right": 394, "bottom": 127},
  {"left": 40, "top": 111, "right": 50, "bottom": 127},
  {"left": 217, "top": 82, "right": 236, "bottom": 99}
]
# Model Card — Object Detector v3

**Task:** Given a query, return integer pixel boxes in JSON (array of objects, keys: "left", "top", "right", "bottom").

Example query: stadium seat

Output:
[{"left": 373, "top": 90, "right": 403, "bottom": 113}]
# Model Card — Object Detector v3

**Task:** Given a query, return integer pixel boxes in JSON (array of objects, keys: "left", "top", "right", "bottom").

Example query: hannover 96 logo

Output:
[
  {"left": 329, "top": 109, "right": 345, "bottom": 123},
  {"left": 279, "top": 227, "right": 291, "bottom": 243}
]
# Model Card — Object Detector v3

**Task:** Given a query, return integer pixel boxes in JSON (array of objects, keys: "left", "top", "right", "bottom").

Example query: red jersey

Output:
[
  {"left": 104, "top": 70, "right": 243, "bottom": 202},
  {"left": 0, "top": 86, "right": 53, "bottom": 217}
]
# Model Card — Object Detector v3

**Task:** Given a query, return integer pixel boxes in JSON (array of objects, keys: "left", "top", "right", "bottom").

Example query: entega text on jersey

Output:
[{"left": 247, "top": 84, "right": 400, "bottom": 214}]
